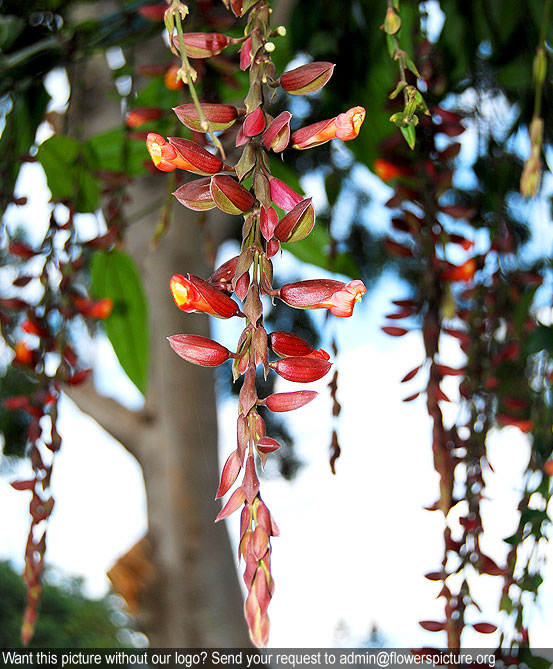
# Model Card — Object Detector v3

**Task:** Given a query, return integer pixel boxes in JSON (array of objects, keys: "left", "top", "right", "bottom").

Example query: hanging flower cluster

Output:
[
  {"left": 1, "top": 209, "right": 113, "bottom": 644},
  {"left": 147, "top": 0, "right": 366, "bottom": 647},
  {"left": 376, "top": 34, "right": 552, "bottom": 652}
]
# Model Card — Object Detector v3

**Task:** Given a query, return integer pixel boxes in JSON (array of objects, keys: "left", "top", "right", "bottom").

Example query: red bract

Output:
[
  {"left": 173, "top": 103, "right": 238, "bottom": 132},
  {"left": 168, "top": 334, "right": 232, "bottom": 367},
  {"left": 173, "top": 32, "right": 231, "bottom": 59},
  {"left": 291, "top": 106, "right": 366, "bottom": 150},
  {"left": 240, "top": 36, "right": 253, "bottom": 70},
  {"left": 173, "top": 177, "right": 216, "bottom": 211},
  {"left": 269, "top": 177, "right": 303, "bottom": 211},
  {"left": 262, "top": 112, "right": 292, "bottom": 153},
  {"left": 170, "top": 274, "right": 240, "bottom": 318},
  {"left": 264, "top": 391, "right": 318, "bottom": 412},
  {"left": 279, "top": 279, "right": 367, "bottom": 317},
  {"left": 271, "top": 357, "right": 331, "bottom": 382},
  {"left": 280, "top": 62, "right": 335, "bottom": 95},
  {"left": 269, "top": 331, "right": 315, "bottom": 357},
  {"left": 274, "top": 198, "right": 315, "bottom": 243},
  {"left": 243, "top": 108, "right": 266, "bottom": 137},
  {"left": 210, "top": 175, "right": 254, "bottom": 214}
]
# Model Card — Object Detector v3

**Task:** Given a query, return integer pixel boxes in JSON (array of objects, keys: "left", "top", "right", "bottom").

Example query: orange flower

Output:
[
  {"left": 374, "top": 159, "right": 409, "bottom": 181},
  {"left": 170, "top": 274, "right": 240, "bottom": 318},
  {"left": 146, "top": 133, "right": 194, "bottom": 172},
  {"left": 164, "top": 64, "right": 184, "bottom": 90},
  {"left": 74, "top": 297, "right": 113, "bottom": 319},
  {"left": 14, "top": 341, "right": 34, "bottom": 365},
  {"left": 125, "top": 107, "right": 162, "bottom": 128},
  {"left": 279, "top": 279, "right": 367, "bottom": 317},
  {"left": 291, "top": 106, "right": 365, "bottom": 150},
  {"left": 441, "top": 258, "right": 477, "bottom": 283}
]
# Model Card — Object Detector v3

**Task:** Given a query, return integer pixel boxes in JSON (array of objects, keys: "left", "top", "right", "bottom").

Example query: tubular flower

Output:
[
  {"left": 279, "top": 279, "right": 367, "bottom": 317},
  {"left": 147, "top": 133, "right": 200, "bottom": 172},
  {"left": 291, "top": 106, "right": 366, "bottom": 150},
  {"left": 170, "top": 274, "right": 240, "bottom": 318}
]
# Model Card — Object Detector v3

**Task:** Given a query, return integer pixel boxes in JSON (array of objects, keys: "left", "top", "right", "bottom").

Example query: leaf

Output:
[
  {"left": 91, "top": 250, "right": 149, "bottom": 393},
  {"left": 85, "top": 128, "right": 150, "bottom": 177},
  {"left": 525, "top": 325, "right": 553, "bottom": 356},
  {"left": 36, "top": 135, "right": 80, "bottom": 201},
  {"left": 36, "top": 135, "right": 100, "bottom": 212},
  {"left": 400, "top": 124, "right": 416, "bottom": 150}
]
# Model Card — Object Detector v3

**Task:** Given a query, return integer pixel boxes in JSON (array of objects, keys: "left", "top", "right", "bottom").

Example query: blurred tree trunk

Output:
[{"left": 66, "top": 11, "right": 249, "bottom": 647}]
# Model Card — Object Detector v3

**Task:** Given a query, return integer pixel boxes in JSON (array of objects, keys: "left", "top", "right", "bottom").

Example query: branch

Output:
[{"left": 64, "top": 381, "right": 151, "bottom": 462}]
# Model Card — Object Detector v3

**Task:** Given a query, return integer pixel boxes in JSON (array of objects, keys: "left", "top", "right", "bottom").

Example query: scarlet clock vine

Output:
[
  {"left": 376, "top": 24, "right": 553, "bottom": 653},
  {"left": 145, "top": 0, "right": 366, "bottom": 647},
  {"left": 1, "top": 209, "right": 114, "bottom": 644}
]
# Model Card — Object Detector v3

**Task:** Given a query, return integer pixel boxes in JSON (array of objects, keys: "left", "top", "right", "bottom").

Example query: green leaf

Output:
[
  {"left": 525, "top": 325, "right": 553, "bottom": 356},
  {"left": 284, "top": 224, "right": 359, "bottom": 279},
  {"left": 85, "top": 128, "right": 150, "bottom": 177},
  {"left": 91, "top": 250, "right": 149, "bottom": 394},
  {"left": 36, "top": 135, "right": 100, "bottom": 212},
  {"left": 36, "top": 135, "right": 80, "bottom": 200},
  {"left": 0, "top": 15, "right": 25, "bottom": 50},
  {"left": 400, "top": 124, "right": 416, "bottom": 149}
]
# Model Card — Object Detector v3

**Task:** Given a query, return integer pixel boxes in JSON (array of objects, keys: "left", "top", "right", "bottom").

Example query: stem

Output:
[{"left": 173, "top": 5, "right": 226, "bottom": 159}]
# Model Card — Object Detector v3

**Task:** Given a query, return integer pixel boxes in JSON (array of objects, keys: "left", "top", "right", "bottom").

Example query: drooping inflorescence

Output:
[{"left": 146, "top": 0, "right": 366, "bottom": 647}]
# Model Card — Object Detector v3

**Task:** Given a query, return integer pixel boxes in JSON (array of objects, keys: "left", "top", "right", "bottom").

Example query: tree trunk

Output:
[{"left": 66, "top": 12, "right": 249, "bottom": 647}]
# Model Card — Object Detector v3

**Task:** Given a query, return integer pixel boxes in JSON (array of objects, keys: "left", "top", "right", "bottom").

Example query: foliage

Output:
[{"left": 0, "top": 561, "right": 128, "bottom": 648}]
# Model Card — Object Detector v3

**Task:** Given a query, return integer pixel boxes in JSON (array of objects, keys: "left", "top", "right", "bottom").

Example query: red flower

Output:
[
  {"left": 74, "top": 297, "right": 113, "bottom": 319},
  {"left": 125, "top": 107, "right": 162, "bottom": 128},
  {"left": 168, "top": 334, "right": 232, "bottom": 366},
  {"left": 374, "top": 159, "right": 410, "bottom": 181},
  {"left": 170, "top": 274, "right": 240, "bottom": 318},
  {"left": 279, "top": 279, "right": 367, "bottom": 317},
  {"left": 291, "top": 106, "right": 366, "bottom": 150},
  {"left": 280, "top": 62, "right": 335, "bottom": 95},
  {"left": 146, "top": 133, "right": 195, "bottom": 172}
]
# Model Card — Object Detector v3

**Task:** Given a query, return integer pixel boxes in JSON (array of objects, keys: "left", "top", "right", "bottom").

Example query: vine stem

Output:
[{"left": 172, "top": 2, "right": 226, "bottom": 159}]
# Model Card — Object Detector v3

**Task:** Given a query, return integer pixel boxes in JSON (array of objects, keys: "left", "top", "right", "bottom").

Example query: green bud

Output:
[{"left": 384, "top": 8, "right": 401, "bottom": 35}]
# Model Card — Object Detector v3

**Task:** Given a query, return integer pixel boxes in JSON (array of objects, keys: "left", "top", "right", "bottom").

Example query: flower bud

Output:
[
  {"left": 173, "top": 103, "right": 238, "bottom": 132},
  {"left": 243, "top": 107, "right": 266, "bottom": 137},
  {"left": 215, "top": 486, "right": 246, "bottom": 521},
  {"left": 167, "top": 137, "right": 227, "bottom": 175},
  {"left": 384, "top": 8, "right": 401, "bottom": 35},
  {"left": 126, "top": 107, "right": 162, "bottom": 128},
  {"left": 173, "top": 32, "right": 230, "bottom": 59},
  {"left": 279, "top": 278, "right": 366, "bottom": 317},
  {"left": 170, "top": 274, "right": 240, "bottom": 318},
  {"left": 257, "top": 437, "right": 281, "bottom": 455},
  {"left": 167, "top": 334, "right": 232, "bottom": 366},
  {"left": 211, "top": 175, "right": 254, "bottom": 215},
  {"left": 240, "top": 36, "right": 253, "bottom": 70},
  {"left": 280, "top": 61, "right": 334, "bottom": 95},
  {"left": 269, "top": 177, "right": 303, "bottom": 211},
  {"left": 216, "top": 449, "right": 243, "bottom": 499},
  {"left": 262, "top": 111, "right": 292, "bottom": 152},
  {"left": 209, "top": 256, "right": 239, "bottom": 292},
  {"left": 243, "top": 455, "right": 260, "bottom": 503},
  {"left": 173, "top": 177, "right": 216, "bottom": 210},
  {"left": 291, "top": 106, "right": 365, "bottom": 150},
  {"left": 260, "top": 206, "right": 278, "bottom": 241},
  {"left": 274, "top": 197, "right": 315, "bottom": 243},
  {"left": 264, "top": 390, "right": 318, "bottom": 412},
  {"left": 268, "top": 331, "right": 315, "bottom": 357},
  {"left": 270, "top": 356, "right": 331, "bottom": 382}
]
